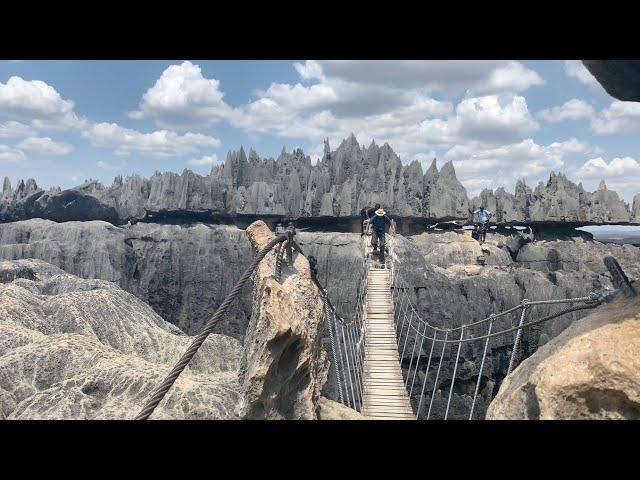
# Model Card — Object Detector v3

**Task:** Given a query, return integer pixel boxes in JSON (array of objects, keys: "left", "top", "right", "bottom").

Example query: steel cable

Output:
[{"left": 135, "top": 234, "right": 287, "bottom": 420}]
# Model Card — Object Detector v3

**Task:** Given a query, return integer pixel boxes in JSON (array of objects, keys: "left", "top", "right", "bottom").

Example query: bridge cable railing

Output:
[
  {"left": 136, "top": 222, "right": 369, "bottom": 419},
  {"left": 386, "top": 222, "right": 629, "bottom": 420}
]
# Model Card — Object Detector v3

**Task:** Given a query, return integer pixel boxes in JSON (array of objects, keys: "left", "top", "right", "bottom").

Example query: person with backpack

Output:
[{"left": 370, "top": 206, "right": 391, "bottom": 260}]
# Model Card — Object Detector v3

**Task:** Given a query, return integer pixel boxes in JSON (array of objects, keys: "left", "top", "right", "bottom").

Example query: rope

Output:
[
  {"left": 325, "top": 300, "right": 345, "bottom": 404},
  {"left": 135, "top": 234, "right": 287, "bottom": 420}
]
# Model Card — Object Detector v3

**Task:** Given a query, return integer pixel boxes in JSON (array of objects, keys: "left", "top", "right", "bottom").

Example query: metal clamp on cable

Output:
[{"left": 592, "top": 288, "right": 619, "bottom": 304}]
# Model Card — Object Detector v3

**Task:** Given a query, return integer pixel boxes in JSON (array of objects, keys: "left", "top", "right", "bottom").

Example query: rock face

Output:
[
  {"left": 632, "top": 193, "right": 640, "bottom": 222},
  {"left": 387, "top": 227, "right": 640, "bottom": 419},
  {"left": 0, "top": 219, "right": 253, "bottom": 338},
  {"left": 583, "top": 60, "right": 640, "bottom": 102},
  {"left": 486, "top": 284, "right": 640, "bottom": 419},
  {"left": 2, "top": 135, "right": 637, "bottom": 224},
  {"left": 0, "top": 218, "right": 639, "bottom": 419},
  {"left": 471, "top": 173, "right": 632, "bottom": 224},
  {"left": 0, "top": 258, "right": 242, "bottom": 419},
  {"left": 236, "top": 221, "right": 330, "bottom": 419}
]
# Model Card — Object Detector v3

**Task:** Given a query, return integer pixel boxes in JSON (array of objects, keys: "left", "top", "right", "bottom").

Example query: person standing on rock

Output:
[
  {"left": 473, "top": 206, "right": 493, "bottom": 245},
  {"left": 370, "top": 206, "right": 391, "bottom": 260}
]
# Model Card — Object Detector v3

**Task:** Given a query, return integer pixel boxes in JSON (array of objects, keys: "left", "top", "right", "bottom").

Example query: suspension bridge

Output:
[{"left": 135, "top": 221, "right": 636, "bottom": 420}]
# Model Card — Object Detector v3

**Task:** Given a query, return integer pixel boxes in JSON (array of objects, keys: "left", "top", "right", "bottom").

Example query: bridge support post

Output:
[
  {"left": 507, "top": 301, "right": 528, "bottom": 376},
  {"left": 469, "top": 316, "right": 493, "bottom": 420},
  {"left": 427, "top": 331, "right": 449, "bottom": 420},
  {"left": 444, "top": 327, "right": 464, "bottom": 420}
]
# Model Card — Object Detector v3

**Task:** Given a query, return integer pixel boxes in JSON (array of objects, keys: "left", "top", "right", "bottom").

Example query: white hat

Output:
[{"left": 375, "top": 208, "right": 386, "bottom": 216}]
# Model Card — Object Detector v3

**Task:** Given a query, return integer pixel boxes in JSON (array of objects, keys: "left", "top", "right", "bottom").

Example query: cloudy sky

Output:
[{"left": 1, "top": 60, "right": 639, "bottom": 202}]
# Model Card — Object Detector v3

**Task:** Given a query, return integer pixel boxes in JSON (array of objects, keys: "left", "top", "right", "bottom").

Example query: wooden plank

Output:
[{"left": 361, "top": 263, "right": 414, "bottom": 420}]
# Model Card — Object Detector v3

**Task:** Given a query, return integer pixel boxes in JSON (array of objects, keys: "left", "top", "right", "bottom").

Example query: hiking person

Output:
[
  {"left": 359, "top": 203, "right": 379, "bottom": 236},
  {"left": 370, "top": 206, "right": 391, "bottom": 260},
  {"left": 472, "top": 206, "right": 493, "bottom": 244}
]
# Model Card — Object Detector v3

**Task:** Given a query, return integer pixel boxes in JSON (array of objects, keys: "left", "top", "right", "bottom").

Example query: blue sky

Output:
[{"left": 1, "top": 60, "right": 640, "bottom": 202}]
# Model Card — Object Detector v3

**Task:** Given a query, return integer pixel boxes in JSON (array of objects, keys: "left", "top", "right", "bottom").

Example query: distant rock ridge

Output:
[{"left": 1, "top": 135, "right": 638, "bottom": 225}]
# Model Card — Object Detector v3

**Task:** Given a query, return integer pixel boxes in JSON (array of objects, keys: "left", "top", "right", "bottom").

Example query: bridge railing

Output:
[
  {"left": 387, "top": 225, "right": 623, "bottom": 420},
  {"left": 315, "top": 256, "right": 368, "bottom": 412}
]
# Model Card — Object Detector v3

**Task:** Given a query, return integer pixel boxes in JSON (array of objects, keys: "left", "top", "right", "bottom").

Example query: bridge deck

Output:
[{"left": 362, "top": 267, "right": 414, "bottom": 420}]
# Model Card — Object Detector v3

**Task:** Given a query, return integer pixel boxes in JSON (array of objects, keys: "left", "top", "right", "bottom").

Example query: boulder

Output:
[
  {"left": 486, "top": 283, "right": 640, "bottom": 419},
  {"left": 237, "top": 221, "right": 329, "bottom": 419},
  {"left": 0, "top": 258, "right": 243, "bottom": 419}
]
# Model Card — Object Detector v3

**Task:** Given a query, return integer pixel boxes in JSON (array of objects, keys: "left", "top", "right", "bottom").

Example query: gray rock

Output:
[
  {"left": 632, "top": 193, "right": 640, "bottom": 222},
  {"left": 582, "top": 60, "right": 640, "bottom": 102},
  {"left": 0, "top": 258, "right": 242, "bottom": 419},
  {"left": 2, "top": 135, "right": 635, "bottom": 224},
  {"left": 487, "top": 283, "right": 640, "bottom": 419}
]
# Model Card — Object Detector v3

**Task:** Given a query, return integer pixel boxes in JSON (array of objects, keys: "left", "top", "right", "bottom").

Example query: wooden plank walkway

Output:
[{"left": 361, "top": 267, "right": 414, "bottom": 420}]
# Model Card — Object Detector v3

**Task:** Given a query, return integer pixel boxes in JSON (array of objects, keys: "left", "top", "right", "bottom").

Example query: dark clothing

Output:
[
  {"left": 360, "top": 207, "right": 375, "bottom": 220},
  {"left": 359, "top": 207, "right": 373, "bottom": 235},
  {"left": 371, "top": 229, "right": 386, "bottom": 249},
  {"left": 478, "top": 223, "right": 489, "bottom": 234},
  {"left": 369, "top": 214, "right": 391, "bottom": 233}
]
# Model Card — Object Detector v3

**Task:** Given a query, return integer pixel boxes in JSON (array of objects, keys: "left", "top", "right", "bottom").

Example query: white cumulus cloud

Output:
[
  {"left": 537, "top": 98, "right": 595, "bottom": 123},
  {"left": 570, "top": 156, "right": 640, "bottom": 200},
  {"left": 0, "top": 144, "right": 27, "bottom": 163},
  {"left": 590, "top": 100, "right": 640, "bottom": 134},
  {"left": 82, "top": 122, "right": 220, "bottom": 157},
  {"left": 17, "top": 136, "right": 74, "bottom": 155},
  {"left": 187, "top": 154, "right": 219, "bottom": 166},
  {"left": 130, "top": 61, "right": 233, "bottom": 130},
  {"left": 444, "top": 137, "right": 596, "bottom": 197},
  {"left": 0, "top": 120, "right": 36, "bottom": 138},
  {"left": 0, "top": 76, "right": 85, "bottom": 130}
]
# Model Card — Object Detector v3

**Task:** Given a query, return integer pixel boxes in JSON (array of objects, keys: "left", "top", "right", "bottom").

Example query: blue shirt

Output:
[
  {"left": 370, "top": 214, "right": 390, "bottom": 232},
  {"left": 474, "top": 209, "right": 491, "bottom": 224}
]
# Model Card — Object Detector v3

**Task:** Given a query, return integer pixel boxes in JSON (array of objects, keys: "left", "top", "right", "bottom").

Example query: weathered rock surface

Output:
[
  {"left": 2, "top": 135, "right": 637, "bottom": 224},
  {"left": 0, "top": 219, "right": 253, "bottom": 338},
  {"left": 237, "top": 221, "right": 330, "bottom": 419},
  {"left": 633, "top": 193, "right": 640, "bottom": 222},
  {"left": 471, "top": 174, "right": 632, "bottom": 224},
  {"left": 1, "top": 217, "right": 639, "bottom": 419},
  {"left": 486, "top": 283, "right": 640, "bottom": 419},
  {"left": 388, "top": 228, "right": 640, "bottom": 419},
  {"left": 583, "top": 60, "right": 640, "bottom": 102},
  {"left": 0, "top": 258, "right": 242, "bottom": 419},
  {"left": 317, "top": 397, "right": 365, "bottom": 420}
]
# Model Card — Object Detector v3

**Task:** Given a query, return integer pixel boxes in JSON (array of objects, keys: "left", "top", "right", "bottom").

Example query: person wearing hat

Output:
[{"left": 369, "top": 206, "right": 391, "bottom": 258}]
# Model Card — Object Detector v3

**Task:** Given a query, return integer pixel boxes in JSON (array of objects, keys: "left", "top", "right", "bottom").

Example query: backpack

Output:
[{"left": 471, "top": 229, "right": 479, "bottom": 240}]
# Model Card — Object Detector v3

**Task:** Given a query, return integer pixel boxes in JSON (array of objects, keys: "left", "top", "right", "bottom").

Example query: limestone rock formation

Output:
[
  {"left": 0, "top": 218, "right": 254, "bottom": 339},
  {"left": 2, "top": 135, "right": 635, "bottom": 224},
  {"left": 387, "top": 228, "right": 640, "bottom": 419},
  {"left": 0, "top": 258, "right": 242, "bottom": 419},
  {"left": 317, "top": 397, "right": 365, "bottom": 420},
  {"left": 486, "top": 284, "right": 640, "bottom": 419},
  {"left": 632, "top": 193, "right": 640, "bottom": 222},
  {"left": 237, "top": 221, "right": 330, "bottom": 419},
  {"left": 424, "top": 161, "right": 470, "bottom": 219}
]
